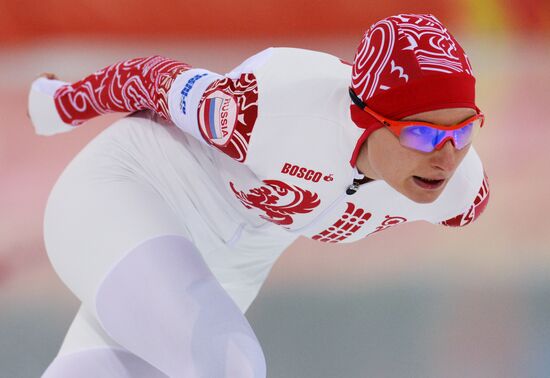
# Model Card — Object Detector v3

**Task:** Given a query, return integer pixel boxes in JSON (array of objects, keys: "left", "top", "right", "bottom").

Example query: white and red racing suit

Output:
[
  {"left": 31, "top": 47, "right": 490, "bottom": 378},
  {"left": 30, "top": 48, "right": 489, "bottom": 243}
]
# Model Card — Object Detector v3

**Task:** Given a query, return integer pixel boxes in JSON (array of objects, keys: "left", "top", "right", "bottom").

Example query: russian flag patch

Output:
[{"left": 199, "top": 90, "right": 238, "bottom": 147}]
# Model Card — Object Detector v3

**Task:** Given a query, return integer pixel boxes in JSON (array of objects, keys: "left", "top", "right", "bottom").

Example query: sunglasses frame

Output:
[{"left": 349, "top": 88, "right": 485, "bottom": 151}]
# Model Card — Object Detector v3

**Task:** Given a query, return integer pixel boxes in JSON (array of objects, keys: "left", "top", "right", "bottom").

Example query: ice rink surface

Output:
[{"left": 1, "top": 35, "right": 549, "bottom": 377}]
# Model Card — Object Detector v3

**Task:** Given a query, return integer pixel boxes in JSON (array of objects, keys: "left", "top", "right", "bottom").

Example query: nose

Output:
[{"left": 430, "top": 139, "right": 458, "bottom": 172}]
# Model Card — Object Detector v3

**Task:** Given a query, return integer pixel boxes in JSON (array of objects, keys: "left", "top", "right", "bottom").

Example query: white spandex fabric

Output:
[
  {"left": 42, "top": 112, "right": 297, "bottom": 377},
  {"left": 35, "top": 47, "right": 488, "bottom": 377}
]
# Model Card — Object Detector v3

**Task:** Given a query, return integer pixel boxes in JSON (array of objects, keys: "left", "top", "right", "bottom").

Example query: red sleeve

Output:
[
  {"left": 54, "top": 56, "right": 190, "bottom": 126},
  {"left": 196, "top": 73, "right": 259, "bottom": 162},
  {"left": 440, "top": 173, "right": 490, "bottom": 227}
]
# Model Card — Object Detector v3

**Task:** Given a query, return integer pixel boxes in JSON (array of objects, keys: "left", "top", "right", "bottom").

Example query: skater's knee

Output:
[
  {"left": 93, "top": 234, "right": 267, "bottom": 377},
  {"left": 94, "top": 234, "right": 205, "bottom": 316}
]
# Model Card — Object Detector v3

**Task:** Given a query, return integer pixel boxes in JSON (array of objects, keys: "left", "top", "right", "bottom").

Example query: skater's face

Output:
[{"left": 356, "top": 107, "right": 477, "bottom": 204}]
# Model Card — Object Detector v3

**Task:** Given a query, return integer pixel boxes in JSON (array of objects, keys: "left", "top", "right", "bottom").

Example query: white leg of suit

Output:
[
  {"left": 41, "top": 113, "right": 296, "bottom": 377},
  {"left": 42, "top": 306, "right": 168, "bottom": 378}
]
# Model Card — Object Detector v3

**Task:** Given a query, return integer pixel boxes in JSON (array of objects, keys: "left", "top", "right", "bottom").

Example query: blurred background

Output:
[{"left": 1, "top": 0, "right": 549, "bottom": 377}]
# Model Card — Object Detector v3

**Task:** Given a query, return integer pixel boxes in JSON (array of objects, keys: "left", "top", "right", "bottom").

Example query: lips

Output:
[{"left": 412, "top": 175, "right": 446, "bottom": 190}]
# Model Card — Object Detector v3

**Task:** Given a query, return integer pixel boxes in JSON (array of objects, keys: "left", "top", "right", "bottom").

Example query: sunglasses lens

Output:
[
  {"left": 452, "top": 121, "right": 474, "bottom": 148},
  {"left": 400, "top": 118, "right": 482, "bottom": 152},
  {"left": 452, "top": 118, "right": 483, "bottom": 149},
  {"left": 400, "top": 125, "right": 439, "bottom": 152}
]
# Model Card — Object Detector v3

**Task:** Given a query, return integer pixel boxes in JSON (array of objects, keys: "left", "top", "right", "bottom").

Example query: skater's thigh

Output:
[{"left": 44, "top": 146, "right": 189, "bottom": 308}]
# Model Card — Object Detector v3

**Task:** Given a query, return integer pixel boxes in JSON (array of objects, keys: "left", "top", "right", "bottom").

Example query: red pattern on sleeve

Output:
[
  {"left": 197, "top": 74, "right": 258, "bottom": 162},
  {"left": 54, "top": 56, "right": 191, "bottom": 126},
  {"left": 441, "top": 173, "right": 490, "bottom": 227}
]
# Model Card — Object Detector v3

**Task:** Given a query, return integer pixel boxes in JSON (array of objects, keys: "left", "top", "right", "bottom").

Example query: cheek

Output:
[
  {"left": 367, "top": 130, "right": 416, "bottom": 181},
  {"left": 456, "top": 144, "right": 471, "bottom": 164}
]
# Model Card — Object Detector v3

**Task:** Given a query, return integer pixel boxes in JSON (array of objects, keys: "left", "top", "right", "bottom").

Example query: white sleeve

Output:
[
  {"left": 166, "top": 49, "right": 275, "bottom": 164},
  {"left": 225, "top": 48, "right": 274, "bottom": 78},
  {"left": 167, "top": 69, "right": 223, "bottom": 144}
]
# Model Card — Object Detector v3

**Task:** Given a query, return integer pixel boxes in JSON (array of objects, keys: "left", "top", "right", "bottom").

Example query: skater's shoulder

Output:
[
  {"left": 260, "top": 47, "right": 347, "bottom": 69},
  {"left": 229, "top": 47, "right": 349, "bottom": 78}
]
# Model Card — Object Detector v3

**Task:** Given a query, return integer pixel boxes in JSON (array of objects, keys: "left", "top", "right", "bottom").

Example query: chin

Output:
[
  {"left": 405, "top": 191, "right": 443, "bottom": 204},
  {"left": 401, "top": 179, "right": 447, "bottom": 204}
]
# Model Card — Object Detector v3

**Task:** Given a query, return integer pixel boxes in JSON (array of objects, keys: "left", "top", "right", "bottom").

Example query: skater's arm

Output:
[
  {"left": 57, "top": 56, "right": 190, "bottom": 125},
  {"left": 28, "top": 56, "right": 192, "bottom": 135},
  {"left": 29, "top": 52, "right": 261, "bottom": 164},
  {"left": 167, "top": 70, "right": 259, "bottom": 162}
]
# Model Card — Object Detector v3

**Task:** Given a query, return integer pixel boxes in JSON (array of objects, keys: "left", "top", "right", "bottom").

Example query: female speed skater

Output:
[{"left": 28, "top": 13, "right": 490, "bottom": 378}]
